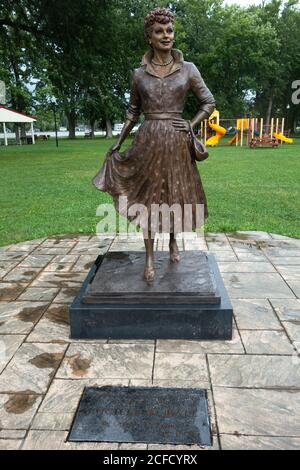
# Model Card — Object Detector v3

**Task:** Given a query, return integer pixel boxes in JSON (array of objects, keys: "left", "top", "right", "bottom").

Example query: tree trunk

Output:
[
  {"left": 265, "top": 93, "right": 273, "bottom": 131},
  {"left": 14, "top": 124, "right": 21, "bottom": 144},
  {"left": 20, "top": 123, "right": 27, "bottom": 138},
  {"left": 90, "top": 119, "right": 95, "bottom": 138},
  {"left": 67, "top": 110, "right": 76, "bottom": 138},
  {"left": 105, "top": 118, "right": 112, "bottom": 138}
]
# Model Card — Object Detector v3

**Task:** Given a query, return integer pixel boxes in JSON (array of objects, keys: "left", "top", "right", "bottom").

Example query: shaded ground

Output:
[{"left": 0, "top": 231, "right": 299, "bottom": 450}]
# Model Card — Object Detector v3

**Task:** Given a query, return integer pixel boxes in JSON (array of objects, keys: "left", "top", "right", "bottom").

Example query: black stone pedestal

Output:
[{"left": 69, "top": 251, "right": 233, "bottom": 340}]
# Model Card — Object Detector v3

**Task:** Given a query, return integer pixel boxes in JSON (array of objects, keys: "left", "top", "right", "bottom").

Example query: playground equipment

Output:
[
  {"left": 205, "top": 110, "right": 226, "bottom": 146},
  {"left": 273, "top": 132, "right": 294, "bottom": 144},
  {"left": 199, "top": 114, "right": 294, "bottom": 148}
]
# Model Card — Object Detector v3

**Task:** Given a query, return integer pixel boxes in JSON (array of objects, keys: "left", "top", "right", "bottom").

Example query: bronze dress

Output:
[{"left": 93, "top": 49, "right": 215, "bottom": 233}]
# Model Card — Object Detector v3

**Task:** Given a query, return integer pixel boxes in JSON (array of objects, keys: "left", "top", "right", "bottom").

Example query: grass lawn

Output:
[{"left": 0, "top": 136, "right": 299, "bottom": 246}]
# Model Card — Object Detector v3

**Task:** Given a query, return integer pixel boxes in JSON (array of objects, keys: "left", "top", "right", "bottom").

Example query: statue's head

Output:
[{"left": 144, "top": 7, "right": 175, "bottom": 52}]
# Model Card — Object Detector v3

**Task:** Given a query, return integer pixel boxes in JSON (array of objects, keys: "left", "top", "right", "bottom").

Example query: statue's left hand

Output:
[{"left": 172, "top": 118, "right": 190, "bottom": 133}]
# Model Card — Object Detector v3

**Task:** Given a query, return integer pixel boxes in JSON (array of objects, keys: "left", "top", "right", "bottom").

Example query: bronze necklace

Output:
[{"left": 151, "top": 57, "right": 174, "bottom": 67}]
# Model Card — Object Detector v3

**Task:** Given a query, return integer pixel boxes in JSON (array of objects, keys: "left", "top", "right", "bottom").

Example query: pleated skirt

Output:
[{"left": 92, "top": 120, "right": 208, "bottom": 233}]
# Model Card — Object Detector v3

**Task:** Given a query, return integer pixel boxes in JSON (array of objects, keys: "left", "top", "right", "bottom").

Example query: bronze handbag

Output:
[{"left": 187, "top": 121, "right": 209, "bottom": 162}]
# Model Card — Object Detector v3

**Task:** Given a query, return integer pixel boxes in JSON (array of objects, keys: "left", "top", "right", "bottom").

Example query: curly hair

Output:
[{"left": 144, "top": 7, "right": 175, "bottom": 40}]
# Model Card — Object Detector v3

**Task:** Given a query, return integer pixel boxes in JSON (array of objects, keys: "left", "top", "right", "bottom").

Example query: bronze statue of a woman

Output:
[{"left": 93, "top": 7, "right": 215, "bottom": 282}]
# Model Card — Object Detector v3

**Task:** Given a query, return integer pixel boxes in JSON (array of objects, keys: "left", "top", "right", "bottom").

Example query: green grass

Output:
[{"left": 1, "top": 136, "right": 299, "bottom": 246}]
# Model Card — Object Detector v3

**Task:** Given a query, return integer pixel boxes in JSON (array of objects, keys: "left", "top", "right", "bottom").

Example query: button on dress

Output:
[{"left": 93, "top": 49, "right": 215, "bottom": 233}]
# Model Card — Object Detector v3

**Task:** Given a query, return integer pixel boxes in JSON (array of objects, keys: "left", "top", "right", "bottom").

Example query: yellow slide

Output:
[
  {"left": 274, "top": 132, "right": 293, "bottom": 144},
  {"left": 229, "top": 133, "right": 239, "bottom": 145},
  {"left": 206, "top": 122, "right": 226, "bottom": 146}
]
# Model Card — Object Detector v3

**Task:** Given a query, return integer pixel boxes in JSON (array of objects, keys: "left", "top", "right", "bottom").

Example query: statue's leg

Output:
[
  {"left": 143, "top": 230, "right": 155, "bottom": 282},
  {"left": 169, "top": 232, "right": 180, "bottom": 263}
]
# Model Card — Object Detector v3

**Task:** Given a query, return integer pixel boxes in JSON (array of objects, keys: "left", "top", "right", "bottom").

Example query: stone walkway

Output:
[{"left": 0, "top": 231, "right": 299, "bottom": 450}]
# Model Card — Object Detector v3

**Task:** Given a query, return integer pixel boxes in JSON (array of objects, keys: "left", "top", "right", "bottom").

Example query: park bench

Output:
[{"left": 249, "top": 136, "right": 279, "bottom": 148}]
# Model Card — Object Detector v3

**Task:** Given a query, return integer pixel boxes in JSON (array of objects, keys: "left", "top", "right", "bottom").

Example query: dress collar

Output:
[{"left": 141, "top": 48, "right": 184, "bottom": 78}]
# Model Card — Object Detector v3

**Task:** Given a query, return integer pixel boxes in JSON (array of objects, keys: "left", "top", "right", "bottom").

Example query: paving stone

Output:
[
  {"left": 213, "top": 387, "right": 300, "bottom": 436},
  {"left": 26, "top": 304, "right": 70, "bottom": 343},
  {"left": 207, "top": 241, "right": 232, "bottom": 251},
  {"left": 53, "top": 234, "right": 91, "bottom": 242},
  {"left": 44, "top": 263, "right": 74, "bottom": 272},
  {"left": 32, "top": 247, "right": 72, "bottom": 255},
  {"left": 18, "top": 287, "right": 60, "bottom": 302},
  {"left": 156, "top": 328, "right": 244, "bottom": 354},
  {"left": 0, "top": 252, "right": 26, "bottom": 262},
  {"left": 0, "top": 393, "right": 42, "bottom": 429},
  {"left": 53, "top": 287, "right": 79, "bottom": 303},
  {"left": 269, "top": 233, "right": 297, "bottom": 241},
  {"left": 119, "top": 443, "right": 148, "bottom": 450},
  {"left": 22, "top": 430, "right": 119, "bottom": 450},
  {"left": 263, "top": 249, "right": 300, "bottom": 259},
  {"left": 0, "top": 342, "right": 67, "bottom": 394},
  {"left": 210, "top": 251, "right": 237, "bottom": 262},
  {"left": 218, "top": 262, "right": 275, "bottom": 273},
  {"left": 0, "top": 301, "right": 48, "bottom": 334},
  {"left": 52, "top": 254, "right": 80, "bottom": 264},
  {"left": 154, "top": 352, "right": 209, "bottom": 384},
  {"left": 261, "top": 239, "right": 300, "bottom": 250},
  {"left": 184, "top": 241, "right": 208, "bottom": 251},
  {"left": 282, "top": 322, "right": 300, "bottom": 346},
  {"left": 0, "top": 439, "right": 22, "bottom": 450},
  {"left": 6, "top": 243, "right": 38, "bottom": 253},
  {"left": 240, "top": 330, "right": 294, "bottom": 354},
  {"left": 0, "top": 282, "right": 27, "bottom": 301},
  {"left": 220, "top": 434, "right": 300, "bottom": 450},
  {"left": 270, "top": 257, "right": 300, "bottom": 266},
  {"left": 0, "top": 260, "right": 20, "bottom": 279},
  {"left": 221, "top": 273, "right": 295, "bottom": 299},
  {"left": 234, "top": 250, "right": 268, "bottom": 262},
  {"left": 269, "top": 299, "right": 300, "bottom": 321},
  {"left": 71, "top": 254, "right": 98, "bottom": 272},
  {"left": 41, "top": 239, "right": 77, "bottom": 248},
  {"left": 207, "top": 233, "right": 228, "bottom": 240},
  {"left": 56, "top": 343, "right": 154, "bottom": 380},
  {"left": 39, "top": 378, "right": 129, "bottom": 413},
  {"left": 71, "top": 242, "right": 110, "bottom": 254},
  {"left": 208, "top": 354, "right": 300, "bottom": 388},
  {"left": 18, "top": 254, "right": 54, "bottom": 268},
  {"left": 148, "top": 439, "right": 219, "bottom": 450},
  {"left": 275, "top": 265, "right": 300, "bottom": 281},
  {"left": 30, "top": 271, "right": 85, "bottom": 288},
  {"left": 227, "top": 231, "right": 272, "bottom": 241},
  {"left": 31, "top": 412, "right": 74, "bottom": 431},
  {"left": 110, "top": 242, "right": 145, "bottom": 252},
  {"left": 285, "top": 280, "right": 300, "bottom": 297},
  {"left": 0, "top": 430, "right": 26, "bottom": 439},
  {"left": 0, "top": 335, "right": 25, "bottom": 373},
  {"left": 3, "top": 266, "right": 41, "bottom": 283}
]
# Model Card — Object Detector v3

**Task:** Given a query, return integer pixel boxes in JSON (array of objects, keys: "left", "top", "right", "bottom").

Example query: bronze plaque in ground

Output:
[
  {"left": 83, "top": 251, "right": 220, "bottom": 304},
  {"left": 68, "top": 386, "right": 212, "bottom": 446}
]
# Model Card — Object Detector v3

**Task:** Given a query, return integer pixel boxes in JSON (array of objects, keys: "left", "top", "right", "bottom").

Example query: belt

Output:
[{"left": 144, "top": 112, "right": 182, "bottom": 120}]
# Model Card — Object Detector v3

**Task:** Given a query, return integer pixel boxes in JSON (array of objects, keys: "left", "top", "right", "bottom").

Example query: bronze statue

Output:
[{"left": 93, "top": 7, "right": 215, "bottom": 282}]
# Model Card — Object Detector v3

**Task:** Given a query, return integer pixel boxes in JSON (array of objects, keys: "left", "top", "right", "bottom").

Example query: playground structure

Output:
[{"left": 200, "top": 110, "right": 294, "bottom": 148}]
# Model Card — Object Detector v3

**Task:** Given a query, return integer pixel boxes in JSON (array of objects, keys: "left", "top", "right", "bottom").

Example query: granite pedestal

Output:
[{"left": 69, "top": 251, "right": 233, "bottom": 340}]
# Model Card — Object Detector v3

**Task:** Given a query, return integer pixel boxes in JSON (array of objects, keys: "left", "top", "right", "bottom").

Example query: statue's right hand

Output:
[{"left": 108, "top": 142, "right": 121, "bottom": 155}]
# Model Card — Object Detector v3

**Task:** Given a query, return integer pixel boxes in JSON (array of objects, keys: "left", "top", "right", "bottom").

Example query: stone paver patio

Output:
[{"left": 0, "top": 231, "right": 299, "bottom": 450}]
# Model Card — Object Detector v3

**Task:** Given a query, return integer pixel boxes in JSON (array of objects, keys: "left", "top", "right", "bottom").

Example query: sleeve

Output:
[
  {"left": 126, "top": 70, "right": 142, "bottom": 123},
  {"left": 189, "top": 63, "right": 215, "bottom": 117}
]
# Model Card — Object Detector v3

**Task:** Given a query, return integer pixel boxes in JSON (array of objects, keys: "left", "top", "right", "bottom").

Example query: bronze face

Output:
[{"left": 148, "top": 21, "right": 174, "bottom": 53}]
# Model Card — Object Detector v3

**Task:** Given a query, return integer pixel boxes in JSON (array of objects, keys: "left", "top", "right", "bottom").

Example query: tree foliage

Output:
[{"left": 0, "top": 0, "right": 299, "bottom": 136}]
